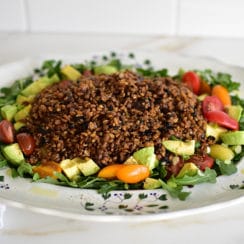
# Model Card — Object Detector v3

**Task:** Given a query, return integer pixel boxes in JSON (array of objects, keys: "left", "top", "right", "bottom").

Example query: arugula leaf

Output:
[
  {"left": 216, "top": 160, "right": 237, "bottom": 175},
  {"left": 232, "top": 146, "right": 244, "bottom": 164},
  {"left": 41, "top": 60, "right": 62, "bottom": 78},
  {"left": 71, "top": 63, "right": 88, "bottom": 73},
  {"left": 0, "top": 77, "right": 33, "bottom": 108},
  {"left": 168, "top": 168, "right": 217, "bottom": 186},
  {"left": 17, "top": 161, "right": 33, "bottom": 177},
  {"left": 0, "top": 160, "right": 7, "bottom": 169},
  {"left": 0, "top": 151, "right": 8, "bottom": 168},
  {"left": 159, "top": 179, "right": 191, "bottom": 201},
  {"left": 196, "top": 69, "right": 240, "bottom": 92},
  {"left": 11, "top": 168, "right": 19, "bottom": 178},
  {"left": 136, "top": 67, "right": 168, "bottom": 77}
]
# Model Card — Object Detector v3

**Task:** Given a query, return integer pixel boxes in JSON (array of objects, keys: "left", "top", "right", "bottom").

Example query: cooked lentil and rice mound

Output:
[{"left": 25, "top": 70, "right": 208, "bottom": 166}]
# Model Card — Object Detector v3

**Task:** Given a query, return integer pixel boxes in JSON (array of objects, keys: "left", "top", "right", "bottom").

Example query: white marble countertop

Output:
[{"left": 0, "top": 33, "right": 244, "bottom": 244}]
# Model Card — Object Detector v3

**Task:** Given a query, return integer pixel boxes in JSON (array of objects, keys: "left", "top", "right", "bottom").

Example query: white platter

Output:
[{"left": 0, "top": 51, "right": 244, "bottom": 222}]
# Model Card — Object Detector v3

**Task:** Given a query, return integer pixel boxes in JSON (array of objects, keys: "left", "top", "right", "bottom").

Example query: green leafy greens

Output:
[{"left": 195, "top": 69, "right": 240, "bottom": 92}]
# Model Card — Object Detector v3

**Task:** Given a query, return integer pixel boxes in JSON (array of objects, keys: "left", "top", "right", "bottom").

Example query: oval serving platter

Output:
[{"left": 0, "top": 51, "right": 244, "bottom": 222}]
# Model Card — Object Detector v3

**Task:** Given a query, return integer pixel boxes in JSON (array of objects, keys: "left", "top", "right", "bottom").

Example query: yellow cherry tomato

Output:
[
  {"left": 116, "top": 164, "right": 150, "bottom": 184},
  {"left": 98, "top": 164, "right": 125, "bottom": 179},
  {"left": 212, "top": 85, "right": 231, "bottom": 106}
]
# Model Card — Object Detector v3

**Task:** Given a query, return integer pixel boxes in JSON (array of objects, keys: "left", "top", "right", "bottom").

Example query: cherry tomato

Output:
[
  {"left": 202, "top": 96, "right": 224, "bottom": 115},
  {"left": 0, "top": 120, "right": 14, "bottom": 144},
  {"left": 182, "top": 71, "right": 200, "bottom": 95},
  {"left": 98, "top": 164, "right": 125, "bottom": 179},
  {"left": 16, "top": 133, "right": 35, "bottom": 156},
  {"left": 33, "top": 161, "right": 62, "bottom": 179},
  {"left": 204, "top": 111, "right": 239, "bottom": 130},
  {"left": 211, "top": 85, "right": 231, "bottom": 106},
  {"left": 187, "top": 155, "right": 214, "bottom": 171},
  {"left": 116, "top": 164, "right": 150, "bottom": 184},
  {"left": 83, "top": 70, "right": 92, "bottom": 76},
  {"left": 199, "top": 80, "right": 211, "bottom": 95},
  {"left": 166, "top": 158, "right": 184, "bottom": 177}
]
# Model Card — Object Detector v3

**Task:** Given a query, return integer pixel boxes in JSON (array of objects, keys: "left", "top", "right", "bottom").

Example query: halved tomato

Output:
[
  {"left": 202, "top": 96, "right": 224, "bottom": 116},
  {"left": 182, "top": 71, "right": 200, "bottom": 95},
  {"left": 204, "top": 110, "right": 239, "bottom": 130},
  {"left": 187, "top": 155, "right": 214, "bottom": 171}
]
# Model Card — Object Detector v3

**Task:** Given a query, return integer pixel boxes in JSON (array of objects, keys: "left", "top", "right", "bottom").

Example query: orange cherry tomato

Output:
[
  {"left": 33, "top": 161, "right": 62, "bottom": 179},
  {"left": 199, "top": 80, "right": 211, "bottom": 95},
  {"left": 98, "top": 164, "right": 125, "bottom": 179},
  {"left": 116, "top": 164, "right": 150, "bottom": 184},
  {"left": 211, "top": 85, "right": 231, "bottom": 106}
]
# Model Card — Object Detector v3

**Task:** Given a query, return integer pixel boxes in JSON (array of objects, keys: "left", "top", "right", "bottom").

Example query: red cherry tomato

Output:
[
  {"left": 182, "top": 71, "right": 200, "bottom": 95},
  {"left": 0, "top": 120, "right": 14, "bottom": 144},
  {"left": 199, "top": 80, "right": 211, "bottom": 95},
  {"left": 204, "top": 111, "right": 239, "bottom": 130},
  {"left": 187, "top": 155, "right": 214, "bottom": 171},
  {"left": 166, "top": 158, "right": 184, "bottom": 177},
  {"left": 16, "top": 133, "right": 35, "bottom": 156},
  {"left": 83, "top": 70, "right": 92, "bottom": 76},
  {"left": 202, "top": 96, "right": 224, "bottom": 116}
]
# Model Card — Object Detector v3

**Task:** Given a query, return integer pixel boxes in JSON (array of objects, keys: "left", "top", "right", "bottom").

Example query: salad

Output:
[{"left": 0, "top": 52, "right": 243, "bottom": 201}]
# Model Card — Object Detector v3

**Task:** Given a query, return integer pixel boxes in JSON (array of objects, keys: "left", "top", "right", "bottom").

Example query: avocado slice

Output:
[
  {"left": 220, "top": 131, "right": 244, "bottom": 145},
  {"left": 14, "top": 104, "right": 32, "bottom": 122},
  {"left": 1, "top": 143, "right": 24, "bottom": 165},
  {"left": 123, "top": 156, "right": 138, "bottom": 165},
  {"left": 16, "top": 95, "right": 35, "bottom": 105},
  {"left": 176, "top": 163, "right": 198, "bottom": 178},
  {"left": 1, "top": 104, "right": 17, "bottom": 121},
  {"left": 226, "top": 105, "right": 243, "bottom": 121},
  {"left": 61, "top": 65, "right": 81, "bottom": 81},
  {"left": 162, "top": 140, "right": 195, "bottom": 156},
  {"left": 133, "top": 147, "right": 158, "bottom": 170},
  {"left": 14, "top": 121, "right": 26, "bottom": 131},
  {"left": 94, "top": 65, "right": 118, "bottom": 75},
  {"left": 206, "top": 123, "right": 227, "bottom": 141},
  {"left": 74, "top": 157, "right": 100, "bottom": 176},
  {"left": 198, "top": 94, "right": 208, "bottom": 101},
  {"left": 60, "top": 159, "right": 80, "bottom": 180},
  {"left": 143, "top": 178, "right": 161, "bottom": 189},
  {"left": 21, "top": 74, "right": 59, "bottom": 96},
  {"left": 210, "top": 144, "right": 234, "bottom": 161}
]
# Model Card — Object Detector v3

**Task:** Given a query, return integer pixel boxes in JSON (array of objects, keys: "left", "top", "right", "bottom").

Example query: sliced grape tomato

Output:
[{"left": 202, "top": 96, "right": 224, "bottom": 115}]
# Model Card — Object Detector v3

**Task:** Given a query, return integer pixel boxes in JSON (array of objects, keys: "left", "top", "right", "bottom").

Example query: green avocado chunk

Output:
[
  {"left": 74, "top": 157, "right": 100, "bottom": 176},
  {"left": 94, "top": 65, "right": 118, "bottom": 75},
  {"left": 206, "top": 123, "right": 227, "bottom": 141},
  {"left": 61, "top": 65, "right": 81, "bottom": 81},
  {"left": 226, "top": 105, "right": 243, "bottom": 121},
  {"left": 133, "top": 147, "right": 158, "bottom": 170},
  {"left": 176, "top": 163, "right": 198, "bottom": 178},
  {"left": 14, "top": 104, "right": 32, "bottom": 122},
  {"left": 210, "top": 144, "right": 234, "bottom": 161},
  {"left": 1, "top": 104, "right": 17, "bottom": 121},
  {"left": 162, "top": 140, "right": 195, "bottom": 156},
  {"left": 21, "top": 74, "right": 59, "bottom": 96},
  {"left": 14, "top": 121, "right": 26, "bottom": 131},
  {"left": 143, "top": 178, "right": 161, "bottom": 189},
  {"left": 220, "top": 131, "right": 244, "bottom": 145},
  {"left": 1, "top": 143, "right": 24, "bottom": 165},
  {"left": 16, "top": 95, "right": 35, "bottom": 105}
]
